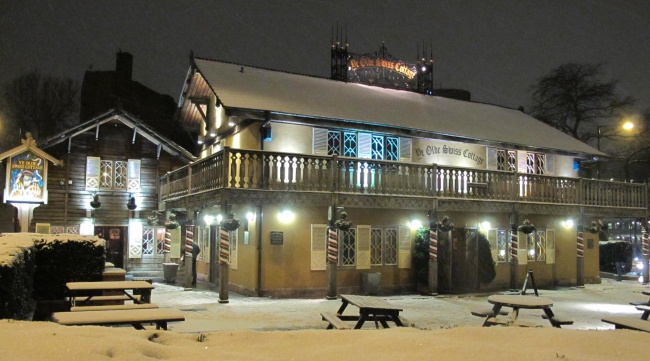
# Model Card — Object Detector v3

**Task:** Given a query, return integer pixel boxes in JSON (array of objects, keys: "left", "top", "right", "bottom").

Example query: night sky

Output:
[{"left": 1, "top": 1, "right": 649, "bottom": 115}]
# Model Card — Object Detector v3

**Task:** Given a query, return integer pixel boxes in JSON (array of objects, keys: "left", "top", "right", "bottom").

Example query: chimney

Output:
[{"left": 116, "top": 51, "right": 133, "bottom": 82}]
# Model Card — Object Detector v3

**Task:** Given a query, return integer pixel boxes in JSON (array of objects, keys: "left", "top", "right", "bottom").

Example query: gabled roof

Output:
[
  {"left": 0, "top": 133, "right": 63, "bottom": 166},
  {"left": 191, "top": 56, "right": 603, "bottom": 157},
  {"left": 40, "top": 108, "right": 196, "bottom": 163}
]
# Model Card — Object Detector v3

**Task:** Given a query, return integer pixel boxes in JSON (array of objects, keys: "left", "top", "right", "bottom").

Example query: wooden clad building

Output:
[{"left": 34, "top": 109, "right": 195, "bottom": 277}]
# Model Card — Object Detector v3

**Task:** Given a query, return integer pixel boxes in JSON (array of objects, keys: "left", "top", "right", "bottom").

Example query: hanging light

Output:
[{"left": 127, "top": 194, "right": 137, "bottom": 210}]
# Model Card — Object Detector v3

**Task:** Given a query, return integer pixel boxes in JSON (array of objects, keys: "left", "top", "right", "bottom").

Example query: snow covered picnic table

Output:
[
  {"left": 51, "top": 308, "right": 185, "bottom": 330},
  {"left": 66, "top": 281, "right": 154, "bottom": 306}
]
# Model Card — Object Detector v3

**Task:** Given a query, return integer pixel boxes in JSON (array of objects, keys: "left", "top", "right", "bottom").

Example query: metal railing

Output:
[{"left": 159, "top": 147, "right": 648, "bottom": 209}]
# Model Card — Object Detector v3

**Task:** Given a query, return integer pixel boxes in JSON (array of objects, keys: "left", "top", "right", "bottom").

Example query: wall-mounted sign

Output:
[
  {"left": 270, "top": 231, "right": 283, "bottom": 245},
  {"left": 412, "top": 139, "right": 487, "bottom": 169},
  {"left": 347, "top": 45, "right": 417, "bottom": 91},
  {"left": 5, "top": 150, "right": 47, "bottom": 203}
]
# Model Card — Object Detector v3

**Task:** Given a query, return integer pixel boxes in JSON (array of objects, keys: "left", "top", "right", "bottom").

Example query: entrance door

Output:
[
  {"left": 450, "top": 228, "right": 479, "bottom": 293},
  {"left": 209, "top": 224, "right": 219, "bottom": 283},
  {"left": 96, "top": 226, "right": 126, "bottom": 269},
  {"left": 437, "top": 230, "right": 452, "bottom": 293}
]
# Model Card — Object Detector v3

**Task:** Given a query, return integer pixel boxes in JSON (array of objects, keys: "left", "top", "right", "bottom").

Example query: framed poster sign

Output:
[
  {"left": 5, "top": 150, "right": 47, "bottom": 203},
  {"left": 270, "top": 231, "right": 283, "bottom": 245}
]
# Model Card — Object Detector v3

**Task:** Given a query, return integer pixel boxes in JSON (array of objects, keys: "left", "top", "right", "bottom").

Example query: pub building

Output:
[{"left": 160, "top": 42, "right": 647, "bottom": 301}]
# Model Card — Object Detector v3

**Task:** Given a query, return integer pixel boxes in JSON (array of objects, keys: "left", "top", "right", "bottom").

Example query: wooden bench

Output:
[
  {"left": 629, "top": 301, "right": 650, "bottom": 306},
  {"left": 321, "top": 312, "right": 351, "bottom": 330},
  {"left": 471, "top": 308, "right": 509, "bottom": 326},
  {"left": 51, "top": 308, "right": 185, "bottom": 330},
  {"left": 65, "top": 295, "right": 141, "bottom": 305},
  {"left": 602, "top": 316, "right": 650, "bottom": 333},
  {"left": 636, "top": 305, "right": 650, "bottom": 320},
  {"left": 70, "top": 303, "right": 159, "bottom": 312},
  {"left": 541, "top": 314, "right": 574, "bottom": 327}
]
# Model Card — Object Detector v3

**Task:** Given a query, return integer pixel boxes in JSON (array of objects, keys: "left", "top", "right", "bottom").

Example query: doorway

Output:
[
  {"left": 95, "top": 226, "right": 126, "bottom": 269},
  {"left": 445, "top": 228, "right": 479, "bottom": 293}
]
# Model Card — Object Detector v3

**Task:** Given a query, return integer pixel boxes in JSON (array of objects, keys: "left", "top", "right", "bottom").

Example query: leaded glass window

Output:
[
  {"left": 327, "top": 131, "right": 341, "bottom": 155},
  {"left": 142, "top": 228, "right": 155, "bottom": 255},
  {"left": 115, "top": 161, "right": 127, "bottom": 189},
  {"left": 526, "top": 152, "right": 545, "bottom": 174},
  {"left": 527, "top": 233, "right": 536, "bottom": 261},
  {"left": 343, "top": 132, "right": 358, "bottom": 157},
  {"left": 340, "top": 228, "right": 356, "bottom": 266},
  {"left": 386, "top": 137, "right": 399, "bottom": 161},
  {"left": 497, "top": 150, "right": 507, "bottom": 171},
  {"left": 497, "top": 229, "right": 507, "bottom": 262},
  {"left": 384, "top": 228, "right": 398, "bottom": 265},
  {"left": 371, "top": 135, "right": 384, "bottom": 160},
  {"left": 536, "top": 230, "right": 546, "bottom": 262},
  {"left": 370, "top": 228, "right": 383, "bottom": 265},
  {"left": 507, "top": 151, "right": 516, "bottom": 171},
  {"left": 100, "top": 160, "right": 113, "bottom": 189}
]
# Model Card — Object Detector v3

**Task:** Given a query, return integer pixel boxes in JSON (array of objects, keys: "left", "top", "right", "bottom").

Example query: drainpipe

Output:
[{"left": 256, "top": 206, "right": 263, "bottom": 296}]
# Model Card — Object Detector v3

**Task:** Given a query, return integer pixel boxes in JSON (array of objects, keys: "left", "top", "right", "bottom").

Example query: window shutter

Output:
[
  {"left": 170, "top": 227, "right": 182, "bottom": 258},
  {"left": 230, "top": 230, "right": 238, "bottom": 269},
  {"left": 545, "top": 155, "right": 554, "bottom": 175},
  {"left": 35, "top": 223, "right": 50, "bottom": 234},
  {"left": 86, "top": 156, "right": 100, "bottom": 191},
  {"left": 398, "top": 226, "right": 412, "bottom": 269},
  {"left": 358, "top": 133, "right": 372, "bottom": 159},
  {"left": 518, "top": 231, "right": 528, "bottom": 265},
  {"left": 356, "top": 225, "right": 371, "bottom": 269},
  {"left": 517, "top": 152, "right": 528, "bottom": 173},
  {"left": 313, "top": 128, "right": 328, "bottom": 155},
  {"left": 487, "top": 148, "right": 498, "bottom": 171},
  {"left": 311, "top": 224, "right": 327, "bottom": 271},
  {"left": 128, "top": 222, "right": 143, "bottom": 258},
  {"left": 488, "top": 229, "right": 498, "bottom": 263},
  {"left": 127, "top": 159, "right": 141, "bottom": 192},
  {"left": 400, "top": 137, "right": 412, "bottom": 162},
  {"left": 546, "top": 228, "right": 556, "bottom": 264}
]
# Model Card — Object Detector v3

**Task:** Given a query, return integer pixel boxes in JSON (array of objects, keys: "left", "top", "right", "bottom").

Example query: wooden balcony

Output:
[{"left": 159, "top": 147, "right": 648, "bottom": 216}]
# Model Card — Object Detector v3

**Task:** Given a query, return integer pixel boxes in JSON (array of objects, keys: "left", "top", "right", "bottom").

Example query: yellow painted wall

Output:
[
  {"left": 224, "top": 123, "right": 261, "bottom": 150},
  {"left": 227, "top": 204, "right": 259, "bottom": 292},
  {"left": 262, "top": 123, "right": 313, "bottom": 154}
]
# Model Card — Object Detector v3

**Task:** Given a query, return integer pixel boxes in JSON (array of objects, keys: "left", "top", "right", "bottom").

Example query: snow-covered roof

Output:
[{"left": 193, "top": 57, "right": 603, "bottom": 156}]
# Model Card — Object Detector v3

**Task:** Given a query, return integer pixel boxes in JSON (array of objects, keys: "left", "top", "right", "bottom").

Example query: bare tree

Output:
[
  {"left": 3, "top": 70, "right": 79, "bottom": 143},
  {"left": 529, "top": 63, "right": 635, "bottom": 144},
  {"left": 621, "top": 108, "right": 650, "bottom": 182}
]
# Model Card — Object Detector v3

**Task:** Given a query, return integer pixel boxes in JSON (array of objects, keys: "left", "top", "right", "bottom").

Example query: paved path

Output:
[{"left": 151, "top": 278, "right": 649, "bottom": 333}]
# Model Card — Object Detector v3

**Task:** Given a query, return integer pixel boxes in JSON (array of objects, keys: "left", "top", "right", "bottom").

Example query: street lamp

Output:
[{"left": 596, "top": 121, "right": 634, "bottom": 179}]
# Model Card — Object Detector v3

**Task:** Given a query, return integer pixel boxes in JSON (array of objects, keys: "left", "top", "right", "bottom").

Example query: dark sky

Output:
[{"left": 1, "top": 0, "right": 649, "bottom": 115}]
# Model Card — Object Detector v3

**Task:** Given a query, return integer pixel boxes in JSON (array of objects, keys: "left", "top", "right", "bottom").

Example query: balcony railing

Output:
[{"left": 159, "top": 147, "right": 648, "bottom": 209}]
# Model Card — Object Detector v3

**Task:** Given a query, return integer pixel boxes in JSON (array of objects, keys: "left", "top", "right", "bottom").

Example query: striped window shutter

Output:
[
  {"left": 546, "top": 228, "right": 556, "bottom": 264},
  {"left": 358, "top": 133, "right": 372, "bottom": 159},
  {"left": 127, "top": 159, "right": 141, "bottom": 192},
  {"left": 311, "top": 224, "right": 327, "bottom": 271},
  {"left": 400, "top": 137, "right": 412, "bottom": 162},
  {"left": 518, "top": 231, "right": 528, "bottom": 265},
  {"left": 487, "top": 148, "right": 498, "bottom": 170},
  {"left": 545, "top": 155, "right": 554, "bottom": 175},
  {"left": 517, "top": 152, "right": 528, "bottom": 173},
  {"left": 313, "top": 128, "right": 328, "bottom": 155},
  {"left": 35, "top": 223, "right": 50, "bottom": 234},
  {"left": 230, "top": 230, "right": 238, "bottom": 269},
  {"left": 86, "top": 156, "right": 100, "bottom": 191},
  {"left": 398, "top": 226, "right": 412, "bottom": 269},
  {"left": 356, "top": 225, "right": 371, "bottom": 269},
  {"left": 488, "top": 229, "right": 498, "bottom": 263}
]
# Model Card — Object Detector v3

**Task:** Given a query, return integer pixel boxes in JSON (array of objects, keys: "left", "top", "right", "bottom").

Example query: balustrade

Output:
[{"left": 159, "top": 148, "right": 647, "bottom": 210}]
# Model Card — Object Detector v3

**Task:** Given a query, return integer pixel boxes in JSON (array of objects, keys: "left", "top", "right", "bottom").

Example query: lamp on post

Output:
[{"left": 596, "top": 121, "right": 634, "bottom": 179}]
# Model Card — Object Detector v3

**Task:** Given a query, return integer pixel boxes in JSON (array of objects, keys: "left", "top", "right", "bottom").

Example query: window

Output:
[
  {"left": 526, "top": 230, "right": 547, "bottom": 261},
  {"left": 142, "top": 227, "right": 165, "bottom": 255},
  {"left": 526, "top": 153, "right": 545, "bottom": 175},
  {"left": 230, "top": 229, "right": 238, "bottom": 269},
  {"left": 369, "top": 227, "right": 398, "bottom": 266},
  {"left": 319, "top": 130, "right": 401, "bottom": 161},
  {"left": 497, "top": 229, "right": 508, "bottom": 262},
  {"left": 340, "top": 228, "right": 356, "bottom": 266},
  {"left": 86, "top": 157, "right": 141, "bottom": 192},
  {"left": 496, "top": 150, "right": 517, "bottom": 171}
]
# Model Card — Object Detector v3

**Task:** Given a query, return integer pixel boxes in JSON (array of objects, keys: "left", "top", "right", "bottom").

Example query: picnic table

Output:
[
  {"left": 51, "top": 308, "right": 184, "bottom": 330},
  {"left": 629, "top": 290, "right": 650, "bottom": 306},
  {"left": 322, "top": 294, "right": 404, "bottom": 329},
  {"left": 66, "top": 281, "right": 154, "bottom": 307},
  {"left": 481, "top": 294, "right": 571, "bottom": 328}
]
